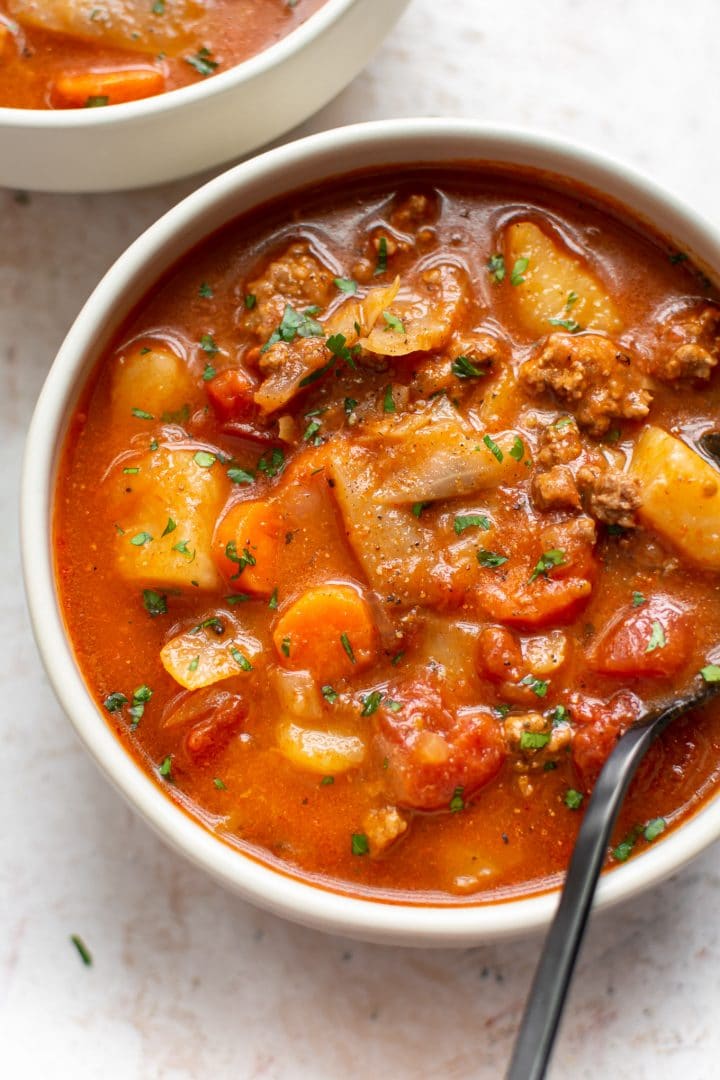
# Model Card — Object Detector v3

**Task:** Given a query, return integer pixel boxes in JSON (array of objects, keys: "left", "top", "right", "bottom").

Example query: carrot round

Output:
[
  {"left": 212, "top": 500, "right": 283, "bottom": 596},
  {"left": 51, "top": 68, "right": 166, "bottom": 109},
  {"left": 272, "top": 584, "right": 378, "bottom": 682}
]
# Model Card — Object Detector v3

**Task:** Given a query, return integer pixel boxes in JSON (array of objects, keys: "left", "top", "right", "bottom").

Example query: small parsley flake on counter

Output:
[{"left": 70, "top": 935, "right": 93, "bottom": 967}]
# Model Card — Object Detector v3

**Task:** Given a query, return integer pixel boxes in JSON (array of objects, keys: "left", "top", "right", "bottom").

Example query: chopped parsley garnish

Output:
[
  {"left": 518, "top": 674, "right": 550, "bottom": 698},
  {"left": 383, "top": 385, "right": 396, "bottom": 413},
  {"left": 351, "top": 833, "right": 370, "bottom": 855},
  {"left": 340, "top": 632, "right": 356, "bottom": 664},
  {"left": 645, "top": 620, "right": 666, "bottom": 653},
  {"left": 128, "top": 685, "right": 153, "bottom": 728},
  {"left": 85, "top": 96, "right": 109, "bottom": 108},
  {"left": 257, "top": 447, "right": 285, "bottom": 478},
  {"left": 701, "top": 664, "right": 720, "bottom": 683},
  {"left": 262, "top": 304, "right": 323, "bottom": 353},
  {"left": 477, "top": 548, "right": 508, "bottom": 568},
  {"left": 303, "top": 419, "right": 322, "bottom": 442},
  {"left": 344, "top": 397, "right": 358, "bottom": 416},
  {"left": 508, "top": 436, "right": 525, "bottom": 462},
  {"left": 382, "top": 311, "right": 405, "bottom": 334},
  {"left": 185, "top": 47, "right": 218, "bottom": 76},
  {"left": 548, "top": 704, "right": 570, "bottom": 725},
  {"left": 268, "top": 587, "right": 279, "bottom": 610},
  {"left": 224, "top": 541, "right": 255, "bottom": 578},
  {"left": 131, "top": 407, "right": 154, "bottom": 420},
  {"left": 548, "top": 317, "right": 582, "bottom": 333},
  {"left": 191, "top": 616, "right": 225, "bottom": 635},
  {"left": 334, "top": 277, "right": 357, "bottom": 294},
  {"left": 613, "top": 829, "right": 640, "bottom": 862},
  {"left": 487, "top": 253, "right": 505, "bottom": 283},
  {"left": 520, "top": 730, "right": 551, "bottom": 750},
  {"left": 361, "top": 691, "right": 384, "bottom": 716},
  {"left": 70, "top": 935, "right": 93, "bottom": 966},
  {"left": 142, "top": 589, "right": 167, "bottom": 617},
  {"left": 631, "top": 591, "right": 646, "bottom": 608},
  {"left": 374, "top": 236, "right": 388, "bottom": 276},
  {"left": 564, "top": 789, "right": 584, "bottom": 810},
  {"left": 566, "top": 290, "right": 579, "bottom": 309},
  {"left": 386, "top": 700, "right": 402, "bottom": 712},
  {"left": 172, "top": 539, "right": 194, "bottom": 560},
  {"left": 510, "top": 257, "right": 529, "bottom": 286},
  {"left": 104, "top": 692, "right": 128, "bottom": 713},
  {"left": 483, "top": 434, "right": 503, "bottom": 462},
  {"left": 244, "top": 293, "right": 256, "bottom": 309},
  {"left": 554, "top": 416, "right": 574, "bottom": 430},
  {"left": 281, "top": 636, "right": 291, "bottom": 657},
  {"left": 495, "top": 703, "right": 511, "bottom": 718},
  {"left": 122, "top": 467, "right": 139, "bottom": 475},
  {"left": 227, "top": 466, "right": 255, "bottom": 485},
  {"left": 449, "top": 786, "right": 465, "bottom": 813},
  {"left": 231, "top": 647, "right": 253, "bottom": 671},
  {"left": 644, "top": 817, "right": 666, "bottom": 842},
  {"left": 669, "top": 251, "right": 689, "bottom": 264},
  {"left": 198, "top": 281, "right": 213, "bottom": 298},
  {"left": 213, "top": 777, "right": 227, "bottom": 790},
  {"left": 130, "top": 531, "right": 153, "bottom": 546},
  {"left": 320, "top": 775, "right": 335, "bottom": 786},
  {"left": 193, "top": 450, "right": 216, "bottom": 468},
  {"left": 451, "top": 354, "right": 486, "bottom": 379},
  {"left": 529, "top": 548, "right": 566, "bottom": 582},
  {"left": 200, "top": 333, "right": 219, "bottom": 357},
  {"left": 161, "top": 517, "right": 176, "bottom": 537},
  {"left": 202, "top": 363, "right": 216, "bottom": 382},
  {"left": 454, "top": 514, "right": 491, "bottom": 535},
  {"left": 390, "top": 651, "right": 405, "bottom": 666},
  {"left": 322, "top": 685, "right": 338, "bottom": 704},
  {"left": 411, "top": 501, "right": 429, "bottom": 518},
  {"left": 158, "top": 755, "right": 173, "bottom": 779},
  {"left": 188, "top": 656, "right": 199, "bottom": 673}
]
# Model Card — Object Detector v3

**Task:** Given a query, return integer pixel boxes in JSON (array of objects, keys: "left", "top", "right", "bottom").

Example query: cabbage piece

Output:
[
  {"left": 505, "top": 221, "right": 622, "bottom": 338},
  {"left": 111, "top": 446, "right": 228, "bottom": 590},
  {"left": 276, "top": 721, "right": 366, "bottom": 775},
  {"left": 367, "top": 397, "right": 528, "bottom": 503},
  {"left": 630, "top": 425, "right": 720, "bottom": 569},
  {"left": 111, "top": 342, "right": 195, "bottom": 423},
  {"left": 328, "top": 445, "right": 453, "bottom": 605},
  {"left": 359, "top": 264, "right": 469, "bottom": 357},
  {"left": 7, "top": 0, "right": 207, "bottom": 55}
]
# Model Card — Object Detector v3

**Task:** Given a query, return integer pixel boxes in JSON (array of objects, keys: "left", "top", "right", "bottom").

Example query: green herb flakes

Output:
[
  {"left": 477, "top": 548, "right": 508, "bottom": 568},
  {"left": 564, "top": 788, "right": 584, "bottom": 810},
  {"left": 351, "top": 833, "right": 370, "bottom": 855},
  {"left": 454, "top": 514, "right": 491, "bottom": 535},
  {"left": 142, "top": 589, "right": 167, "bottom": 617},
  {"left": 645, "top": 620, "right": 666, "bottom": 653}
]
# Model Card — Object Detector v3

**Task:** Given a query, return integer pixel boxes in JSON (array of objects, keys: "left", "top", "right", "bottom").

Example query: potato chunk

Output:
[
  {"left": 111, "top": 343, "right": 195, "bottom": 423},
  {"left": 161, "top": 620, "right": 261, "bottom": 691},
  {"left": 505, "top": 221, "right": 622, "bottom": 337},
  {"left": 7, "top": 0, "right": 206, "bottom": 55},
  {"left": 629, "top": 426, "right": 720, "bottom": 569},
  {"left": 112, "top": 446, "right": 229, "bottom": 590},
  {"left": 276, "top": 722, "right": 366, "bottom": 775}
]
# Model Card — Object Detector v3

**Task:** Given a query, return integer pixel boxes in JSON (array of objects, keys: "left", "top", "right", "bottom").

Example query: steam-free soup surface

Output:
[
  {"left": 0, "top": 0, "right": 325, "bottom": 109},
  {"left": 55, "top": 166, "right": 720, "bottom": 902}
]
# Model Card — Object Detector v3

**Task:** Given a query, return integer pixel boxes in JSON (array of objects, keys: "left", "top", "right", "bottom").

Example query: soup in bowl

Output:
[{"left": 24, "top": 122, "right": 720, "bottom": 944}]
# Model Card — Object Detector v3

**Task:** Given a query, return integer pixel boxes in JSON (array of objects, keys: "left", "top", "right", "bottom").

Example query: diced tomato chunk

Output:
[
  {"left": 206, "top": 369, "right": 256, "bottom": 422},
  {"left": 570, "top": 690, "right": 643, "bottom": 786},
  {"left": 377, "top": 680, "right": 506, "bottom": 810},
  {"left": 587, "top": 597, "right": 693, "bottom": 678}
]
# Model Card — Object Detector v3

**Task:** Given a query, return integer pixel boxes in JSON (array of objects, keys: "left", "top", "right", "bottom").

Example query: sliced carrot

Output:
[
  {"left": 272, "top": 584, "right": 378, "bottom": 682},
  {"left": 51, "top": 68, "right": 165, "bottom": 109},
  {"left": 212, "top": 500, "right": 284, "bottom": 596}
]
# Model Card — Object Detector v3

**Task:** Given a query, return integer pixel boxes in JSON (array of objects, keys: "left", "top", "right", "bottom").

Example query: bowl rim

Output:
[
  {"left": 22, "top": 117, "right": 720, "bottom": 945},
  {"left": 0, "top": 0, "right": 358, "bottom": 126}
]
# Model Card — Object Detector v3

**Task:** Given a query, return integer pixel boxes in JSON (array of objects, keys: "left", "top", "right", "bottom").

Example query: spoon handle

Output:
[{"left": 506, "top": 718, "right": 658, "bottom": 1080}]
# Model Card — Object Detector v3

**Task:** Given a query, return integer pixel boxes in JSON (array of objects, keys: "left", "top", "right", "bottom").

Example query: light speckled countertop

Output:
[{"left": 2, "top": 2, "right": 720, "bottom": 1076}]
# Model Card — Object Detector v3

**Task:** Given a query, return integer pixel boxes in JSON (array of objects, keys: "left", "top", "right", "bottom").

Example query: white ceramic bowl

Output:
[
  {"left": 0, "top": 0, "right": 409, "bottom": 193},
  {"left": 22, "top": 119, "right": 720, "bottom": 946}
]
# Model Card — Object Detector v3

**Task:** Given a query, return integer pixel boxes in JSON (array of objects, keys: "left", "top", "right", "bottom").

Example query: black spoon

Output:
[{"left": 507, "top": 670, "right": 720, "bottom": 1080}]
